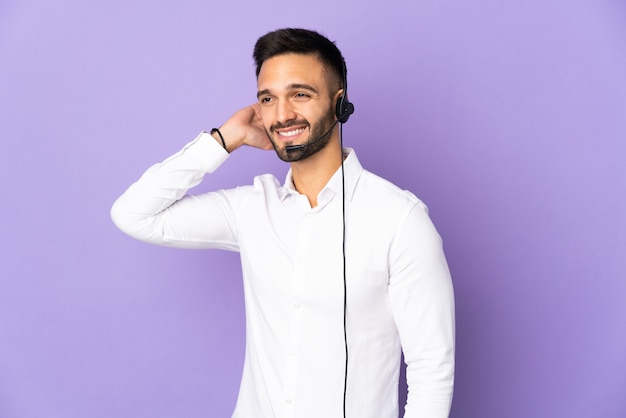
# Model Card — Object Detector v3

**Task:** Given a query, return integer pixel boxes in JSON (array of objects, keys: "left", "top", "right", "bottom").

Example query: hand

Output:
[{"left": 213, "top": 104, "right": 273, "bottom": 152}]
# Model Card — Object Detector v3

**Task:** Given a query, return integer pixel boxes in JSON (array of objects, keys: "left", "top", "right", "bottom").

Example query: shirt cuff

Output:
[{"left": 178, "top": 130, "right": 230, "bottom": 173}]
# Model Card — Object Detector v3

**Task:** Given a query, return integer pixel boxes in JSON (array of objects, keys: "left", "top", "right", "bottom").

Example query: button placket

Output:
[{"left": 282, "top": 214, "right": 312, "bottom": 417}]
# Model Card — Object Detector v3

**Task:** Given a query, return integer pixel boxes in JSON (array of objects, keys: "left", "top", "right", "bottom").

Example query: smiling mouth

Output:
[{"left": 276, "top": 127, "right": 306, "bottom": 138}]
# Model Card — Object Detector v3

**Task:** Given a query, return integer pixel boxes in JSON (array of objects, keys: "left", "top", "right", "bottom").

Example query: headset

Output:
[{"left": 284, "top": 68, "right": 353, "bottom": 153}]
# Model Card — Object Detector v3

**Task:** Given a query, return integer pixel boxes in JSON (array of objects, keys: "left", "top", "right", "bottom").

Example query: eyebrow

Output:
[{"left": 257, "top": 83, "right": 319, "bottom": 98}]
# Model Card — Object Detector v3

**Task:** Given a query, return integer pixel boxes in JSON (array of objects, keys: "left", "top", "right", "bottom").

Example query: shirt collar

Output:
[{"left": 279, "top": 148, "right": 363, "bottom": 204}]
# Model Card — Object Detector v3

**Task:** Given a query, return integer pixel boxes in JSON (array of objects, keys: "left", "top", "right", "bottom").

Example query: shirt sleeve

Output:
[
  {"left": 388, "top": 202, "right": 455, "bottom": 418},
  {"left": 110, "top": 131, "right": 240, "bottom": 251}
]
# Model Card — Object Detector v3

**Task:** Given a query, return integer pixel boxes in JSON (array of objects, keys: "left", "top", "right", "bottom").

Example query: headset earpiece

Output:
[
  {"left": 336, "top": 95, "right": 354, "bottom": 124},
  {"left": 335, "top": 61, "right": 355, "bottom": 124}
]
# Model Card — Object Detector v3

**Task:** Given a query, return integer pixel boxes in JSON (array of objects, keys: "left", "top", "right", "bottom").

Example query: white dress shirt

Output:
[{"left": 111, "top": 131, "right": 455, "bottom": 418}]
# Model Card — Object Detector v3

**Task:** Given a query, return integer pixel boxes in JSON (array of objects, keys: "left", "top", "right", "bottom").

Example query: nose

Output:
[{"left": 276, "top": 99, "right": 297, "bottom": 125}]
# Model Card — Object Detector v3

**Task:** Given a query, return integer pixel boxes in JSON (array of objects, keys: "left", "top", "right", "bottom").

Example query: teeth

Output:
[{"left": 279, "top": 128, "right": 305, "bottom": 137}]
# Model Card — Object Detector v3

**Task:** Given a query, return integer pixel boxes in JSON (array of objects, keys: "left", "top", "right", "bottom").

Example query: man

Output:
[{"left": 111, "top": 28, "right": 455, "bottom": 418}]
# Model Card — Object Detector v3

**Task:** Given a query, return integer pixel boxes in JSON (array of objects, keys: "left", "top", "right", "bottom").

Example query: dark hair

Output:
[{"left": 253, "top": 28, "right": 347, "bottom": 91}]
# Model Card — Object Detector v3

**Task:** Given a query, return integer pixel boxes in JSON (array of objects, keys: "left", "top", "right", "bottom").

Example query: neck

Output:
[{"left": 290, "top": 137, "right": 343, "bottom": 208}]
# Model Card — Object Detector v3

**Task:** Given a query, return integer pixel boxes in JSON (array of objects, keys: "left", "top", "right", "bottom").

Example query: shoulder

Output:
[
  {"left": 355, "top": 169, "right": 427, "bottom": 215},
  {"left": 252, "top": 173, "right": 282, "bottom": 188},
  {"left": 348, "top": 169, "right": 436, "bottom": 247},
  {"left": 251, "top": 173, "right": 284, "bottom": 197},
  {"left": 220, "top": 173, "right": 283, "bottom": 205}
]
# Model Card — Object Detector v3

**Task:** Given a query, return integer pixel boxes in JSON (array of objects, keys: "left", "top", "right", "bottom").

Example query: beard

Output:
[{"left": 266, "top": 110, "right": 337, "bottom": 163}]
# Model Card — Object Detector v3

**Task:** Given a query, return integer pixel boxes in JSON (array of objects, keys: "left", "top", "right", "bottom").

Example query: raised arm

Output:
[{"left": 110, "top": 104, "right": 272, "bottom": 250}]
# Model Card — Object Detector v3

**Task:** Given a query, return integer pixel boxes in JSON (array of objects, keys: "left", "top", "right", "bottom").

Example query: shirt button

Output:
[
  {"left": 293, "top": 302, "right": 301, "bottom": 309},
  {"left": 285, "top": 398, "right": 292, "bottom": 404}
]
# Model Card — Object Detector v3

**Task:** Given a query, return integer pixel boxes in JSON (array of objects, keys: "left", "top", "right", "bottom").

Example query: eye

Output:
[
  {"left": 294, "top": 92, "right": 310, "bottom": 101},
  {"left": 259, "top": 96, "right": 273, "bottom": 105}
]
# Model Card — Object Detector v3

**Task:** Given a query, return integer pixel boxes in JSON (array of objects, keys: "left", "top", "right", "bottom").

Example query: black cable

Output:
[{"left": 340, "top": 122, "right": 348, "bottom": 418}]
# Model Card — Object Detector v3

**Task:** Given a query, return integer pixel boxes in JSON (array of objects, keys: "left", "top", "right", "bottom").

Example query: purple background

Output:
[{"left": 1, "top": 0, "right": 625, "bottom": 417}]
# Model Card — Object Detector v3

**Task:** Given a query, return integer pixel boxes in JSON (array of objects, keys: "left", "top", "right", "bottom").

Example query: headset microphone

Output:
[{"left": 284, "top": 120, "right": 339, "bottom": 152}]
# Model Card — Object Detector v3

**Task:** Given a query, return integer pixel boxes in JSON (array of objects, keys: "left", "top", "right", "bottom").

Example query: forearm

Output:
[
  {"left": 110, "top": 131, "right": 230, "bottom": 247},
  {"left": 402, "top": 291, "right": 455, "bottom": 418}
]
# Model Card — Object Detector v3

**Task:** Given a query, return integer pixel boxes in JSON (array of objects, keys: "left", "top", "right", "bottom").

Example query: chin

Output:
[{"left": 275, "top": 147, "right": 305, "bottom": 163}]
